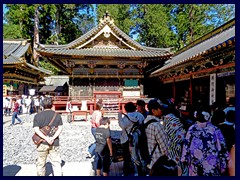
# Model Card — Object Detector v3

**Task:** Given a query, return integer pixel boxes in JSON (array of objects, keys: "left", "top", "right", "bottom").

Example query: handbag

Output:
[
  {"left": 150, "top": 155, "right": 178, "bottom": 176},
  {"left": 111, "top": 138, "right": 124, "bottom": 163},
  {"left": 32, "top": 112, "right": 57, "bottom": 145}
]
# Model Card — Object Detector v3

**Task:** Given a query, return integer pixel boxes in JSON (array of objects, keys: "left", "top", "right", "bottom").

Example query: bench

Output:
[{"left": 71, "top": 111, "right": 88, "bottom": 122}]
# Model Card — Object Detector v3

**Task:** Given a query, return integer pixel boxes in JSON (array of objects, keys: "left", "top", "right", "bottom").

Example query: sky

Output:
[{"left": 3, "top": 4, "right": 7, "bottom": 23}]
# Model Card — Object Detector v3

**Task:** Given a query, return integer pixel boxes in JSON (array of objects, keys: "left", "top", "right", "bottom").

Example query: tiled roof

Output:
[
  {"left": 37, "top": 47, "right": 170, "bottom": 58},
  {"left": 26, "top": 63, "right": 51, "bottom": 75},
  {"left": 3, "top": 40, "right": 51, "bottom": 75},
  {"left": 151, "top": 23, "right": 235, "bottom": 75},
  {"left": 3, "top": 41, "right": 30, "bottom": 58},
  {"left": 37, "top": 16, "right": 171, "bottom": 57},
  {"left": 3, "top": 55, "right": 21, "bottom": 64},
  {"left": 39, "top": 85, "right": 64, "bottom": 92}
]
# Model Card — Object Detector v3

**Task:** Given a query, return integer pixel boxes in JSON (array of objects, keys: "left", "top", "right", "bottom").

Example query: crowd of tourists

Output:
[
  {"left": 90, "top": 97, "right": 235, "bottom": 176},
  {"left": 4, "top": 94, "right": 235, "bottom": 176},
  {"left": 3, "top": 95, "right": 47, "bottom": 123}
]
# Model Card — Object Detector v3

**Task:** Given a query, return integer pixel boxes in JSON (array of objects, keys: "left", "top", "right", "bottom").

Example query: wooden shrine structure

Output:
[
  {"left": 151, "top": 18, "right": 235, "bottom": 109},
  {"left": 3, "top": 39, "right": 51, "bottom": 96},
  {"left": 35, "top": 12, "right": 172, "bottom": 98}
]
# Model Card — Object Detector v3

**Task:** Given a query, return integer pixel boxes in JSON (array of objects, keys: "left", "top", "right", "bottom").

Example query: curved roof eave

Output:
[
  {"left": 36, "top": 47, "right": 170, "bottom": 58},
  {"left": 38, "top": 21, "right": 171, "bottom": 53}
]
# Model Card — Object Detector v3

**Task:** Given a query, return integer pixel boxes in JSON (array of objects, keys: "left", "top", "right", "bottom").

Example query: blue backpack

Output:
[{"left": 124, "top": 114, "right": 158, "bottom": 175}]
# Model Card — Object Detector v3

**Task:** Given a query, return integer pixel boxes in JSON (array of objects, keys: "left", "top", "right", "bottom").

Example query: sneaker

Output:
[{"left": 9, "top": 124, "right": 14, "bottom": 127}]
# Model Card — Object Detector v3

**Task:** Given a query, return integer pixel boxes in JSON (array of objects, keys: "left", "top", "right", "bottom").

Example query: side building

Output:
[
  {"left": 151, "top": 18, "right": 235, "bottom": 109},
  {"left": 3, "top": 39, "right": 51, "bottom": 96}
]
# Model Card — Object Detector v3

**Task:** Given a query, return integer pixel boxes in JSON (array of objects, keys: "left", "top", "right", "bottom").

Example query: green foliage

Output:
[
  {"left": 5, "top": 4, "right": 35, "bottom": 39},
  {"left": 39, "top": 59, "right": 60, "bottom": 75},
  {"left": 170, "top": 4, "right": 235, "bottom": 50},
  {"left": 131, "top": 4, "right": 176, "bottom": 48},
  {"left": 3, "top": 23, "right": 23, "bottom": 39},
  {"left": 97, "top": 4, "right": 133, "bottom": 35}
]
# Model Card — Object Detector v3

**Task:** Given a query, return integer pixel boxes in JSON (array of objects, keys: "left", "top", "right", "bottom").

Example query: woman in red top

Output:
[{"left": 10, "top": 98, "right": 23, "bottom": 126}]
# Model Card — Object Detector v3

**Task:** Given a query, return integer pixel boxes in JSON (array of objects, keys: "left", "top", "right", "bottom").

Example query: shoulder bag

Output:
[{"left": 32, "top": 112, "right": 57, "bottom": 145}]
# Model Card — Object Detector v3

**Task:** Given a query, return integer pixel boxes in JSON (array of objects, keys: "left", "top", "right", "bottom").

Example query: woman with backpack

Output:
[{"left": 118, "top": 102, "right": 145, "bottom": 176}]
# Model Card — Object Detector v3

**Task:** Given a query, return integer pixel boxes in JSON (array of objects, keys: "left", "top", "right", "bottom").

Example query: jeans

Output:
[
  {"left": 91, "top": 127, "right": 96, "bottom": 140},
  {"left": 11, "top": 112, "right": 22, "bottom": 125},
  {"left": 36, "top": 143, "right": 62, "bottom": 176},
  {"left": 130, "top": 132, "right": 144, "bottom": 176}
]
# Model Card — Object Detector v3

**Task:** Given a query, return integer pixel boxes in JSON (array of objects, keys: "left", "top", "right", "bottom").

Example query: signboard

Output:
[
  {"left": 209, "top": 74, "right": 216, "bottom": 105},
  {"left": 123, "top": 90, "right": 140, "bottom": 97},
  {"left": 29, "top": 89, "right": 36, "bottom": 96},
  {"left": 124, "top": 79, "right": 138, "bottom": 87}
]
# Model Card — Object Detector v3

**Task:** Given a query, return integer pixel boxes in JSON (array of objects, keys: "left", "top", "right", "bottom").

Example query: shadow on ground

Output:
[
  {"left": 45, "top": 160, "right": 66, "bottom": 176},
  {"left": 3, "top": 165, "right": 21, "bottom": 176}
]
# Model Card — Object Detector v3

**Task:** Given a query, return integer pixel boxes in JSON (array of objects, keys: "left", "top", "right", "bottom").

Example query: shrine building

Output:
[
  {"left": 151, "top": 18, "right": 235, "bottom": 109},
  {"left": 3, "top": 39, "right": 51, "bottom": 96},
  {"left": 35, "top": 12, "right": 172, "bottom": 99}
]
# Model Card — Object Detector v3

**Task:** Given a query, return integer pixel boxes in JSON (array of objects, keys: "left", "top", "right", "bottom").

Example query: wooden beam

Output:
[
  {"left": 72, "top": 74, "right": 144, "bottom": 79},
  {"left": 161, "top": 62, "right": 235, "bottom": 82}
]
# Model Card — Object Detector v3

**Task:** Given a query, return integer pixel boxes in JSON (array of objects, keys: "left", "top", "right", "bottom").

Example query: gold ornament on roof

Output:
[{"left": 100, "top": 11, "right": 114, "bottom": 24}]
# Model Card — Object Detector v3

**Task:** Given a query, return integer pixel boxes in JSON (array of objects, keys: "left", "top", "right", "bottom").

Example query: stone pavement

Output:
[
  {"left": 3, "top": 160, "right": 123, "bottom": 176},
  {"left": 3, "top": 162, "right": 95, "bottom": 176},
  {"left": 3, "top": 113, "right": 123, "bottom": 176}
]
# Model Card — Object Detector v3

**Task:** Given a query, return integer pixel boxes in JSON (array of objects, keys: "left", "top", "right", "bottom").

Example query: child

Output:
[{"left": 95, "top": 117, "right": 113, "bottom": 176}]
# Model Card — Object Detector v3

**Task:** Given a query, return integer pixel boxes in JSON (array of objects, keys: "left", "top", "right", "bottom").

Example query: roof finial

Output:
[
  {"left": 100, "top": 10, "right": 114, "bottom": 24},
  {"left": 105, "top": 10, "right": 109, "bottom": 17}
]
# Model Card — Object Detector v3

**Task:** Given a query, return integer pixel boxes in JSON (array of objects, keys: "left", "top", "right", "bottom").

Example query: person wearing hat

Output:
[{"left": 144, "top": 98, "right": 168, "bottom": 170}]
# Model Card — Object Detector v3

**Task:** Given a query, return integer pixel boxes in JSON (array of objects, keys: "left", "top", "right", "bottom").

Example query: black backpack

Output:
[{"left": 124, "top": 114, "right": 158, "bottom": 175}]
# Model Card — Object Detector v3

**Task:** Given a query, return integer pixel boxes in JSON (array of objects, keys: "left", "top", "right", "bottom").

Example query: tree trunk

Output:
[
  {"left": 189, "top": 5, "right": 194, "bottom": 43},
  {"left": 33, "top": 5, "right": 40, "bottom": 66},
  {"left": 55, "top": 5, "right": 61, "bottom": 45}
]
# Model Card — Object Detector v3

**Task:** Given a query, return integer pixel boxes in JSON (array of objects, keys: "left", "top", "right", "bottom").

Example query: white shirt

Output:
[{"left": 25, "top": 98, "right": 31, "bottom": 106}]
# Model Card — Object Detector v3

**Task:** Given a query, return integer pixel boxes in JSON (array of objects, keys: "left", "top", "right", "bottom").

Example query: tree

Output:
[
  {"left": 170, "top": 4, "right": 235, "bottom": 50},
  {"left": 4, "top": 4, "right": 95, "bottom": 75},
  {"left": 131, "top": 4, "right": 176, "bottom": 48},
  {"left": 46, "top": 4, "right": 95, "bottom": 45},
  {"left": 4, "top": 4, "right": 35, "bottom": 39},
  {"left": 96, "top": 4, "right": 133, "bottom": 35},
  {"left": 3, "top": 23, "right": 22, "bottom": 39}
]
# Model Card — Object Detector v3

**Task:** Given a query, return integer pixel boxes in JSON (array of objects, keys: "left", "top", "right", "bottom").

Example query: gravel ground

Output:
[{"left": 3, "top": 113, "right": 122, "bottom": 166}]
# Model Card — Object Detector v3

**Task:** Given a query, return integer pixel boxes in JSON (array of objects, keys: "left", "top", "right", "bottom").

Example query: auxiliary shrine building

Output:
[
  {"left": 151, "top": 18, "right": 235, "bottom": 109},
  {"left": 3, "top": 39, "right": 51, "bottom": 96}
]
